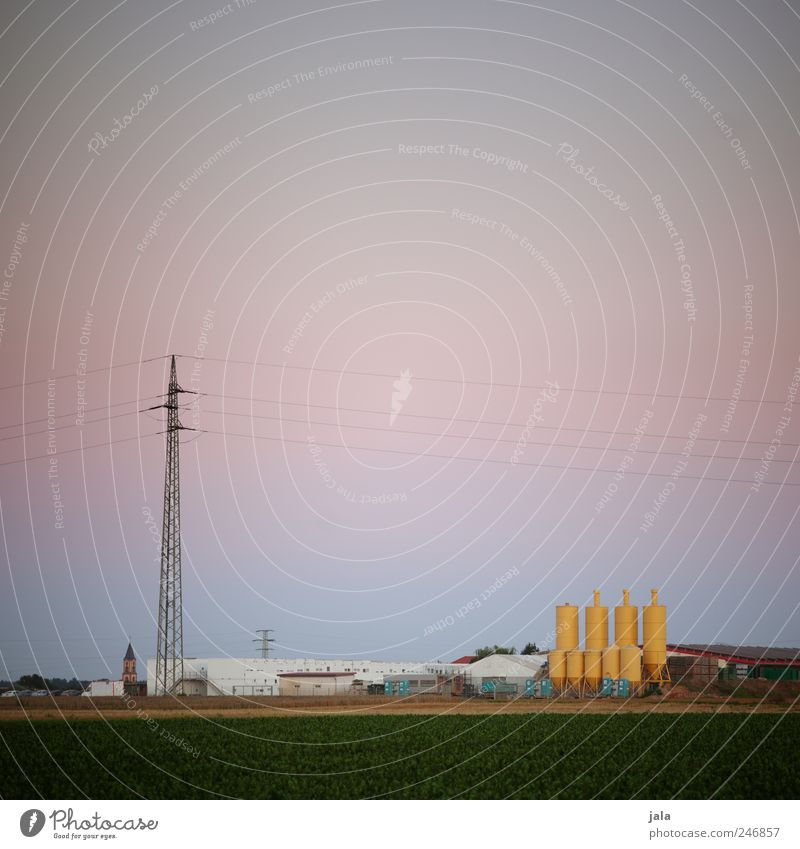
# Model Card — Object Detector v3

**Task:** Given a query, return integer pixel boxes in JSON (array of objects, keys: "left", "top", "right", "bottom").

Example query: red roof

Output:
[
  {"left": 451, "top": 656, "right": 476, "bottom": 664},
  {"left": 668, "top": 644, "right": 800, "bottom": 667}
]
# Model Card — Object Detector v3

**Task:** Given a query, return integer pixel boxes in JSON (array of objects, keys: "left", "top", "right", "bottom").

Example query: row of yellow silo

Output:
[{"left": 548, "top": 589, "right": 668, "bottom": 692}]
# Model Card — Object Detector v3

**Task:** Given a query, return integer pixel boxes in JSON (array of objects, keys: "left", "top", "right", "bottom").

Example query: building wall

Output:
[
  {"left": 277, "top": 675, "right": 353, "bottom": 696},
  {"left": 83, "top": 679, "right": 125, "bottom": 697},
  {"left": 146, "top": 658, "right": 460, "bottom": 696}
]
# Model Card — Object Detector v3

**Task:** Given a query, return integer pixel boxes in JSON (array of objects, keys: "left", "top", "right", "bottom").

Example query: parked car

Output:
[
  {"left": 30, "top": 690, "right": 50, "bottom": 696},
  {"left": 15, "top": 690, "right": 33, "bottom": 697},
  {"left": 1, "top": 690, "right": 19, "bottom": 697},
  {"left": 60, "top": 689, "right": 83, "bottom": 696}
]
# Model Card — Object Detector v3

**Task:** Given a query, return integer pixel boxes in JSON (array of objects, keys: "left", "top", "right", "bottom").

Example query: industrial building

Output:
[
  {"left": 667, "top": 644, "right": 800, "bottom": 682},
  {"left": 140, "top": 653, "right": 547, "bottom": 698},
  {"left": 82, "top": 678, "right": 127, "bottom": 697},
  {"left": 384, "top": 653, "right": 546, "bottom": 697},
  {"left": 145, "top": 656, "right": 464, "bottom": 696}
]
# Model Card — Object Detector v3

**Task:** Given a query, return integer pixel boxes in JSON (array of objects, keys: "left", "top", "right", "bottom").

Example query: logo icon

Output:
[
  {"left": 19, "top": 809, "right": 46, "bottom": 837},
  {"left": 390, "top": 369, "right": 413, "bottom": 425}
]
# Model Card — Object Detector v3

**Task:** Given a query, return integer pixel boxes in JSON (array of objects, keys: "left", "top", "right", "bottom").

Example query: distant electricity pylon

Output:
[
  {"left": 253, "top": 629, "right": 275, "bottom": 659},
  {"left": 151, "top": 356, "right": 195, "bottom": 696}
]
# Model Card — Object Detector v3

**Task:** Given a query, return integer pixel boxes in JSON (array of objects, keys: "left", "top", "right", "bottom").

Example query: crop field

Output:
[{"left": 1, "top": 713, "right": 798, "bottom": 799}]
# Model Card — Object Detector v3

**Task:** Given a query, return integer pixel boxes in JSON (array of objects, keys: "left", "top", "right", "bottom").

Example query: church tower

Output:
[{"left": 122, "top": 642, "right": 138, "bottom": 695}]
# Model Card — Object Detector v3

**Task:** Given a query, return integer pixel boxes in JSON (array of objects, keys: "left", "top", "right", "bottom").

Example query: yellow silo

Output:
[
  {"left": 643, "top": 588, "right": 668, "bottom": 682},
  {"left": 566, "top": 650, "right": 584, "bottom": 689},
  {"left": 585, "top": 589, "right": 609, "bottom": 651},
  {"left": 584, "top": 649, "right": 603, "bottom": 689},
  {"left": 556, "top": 604, "right": 579, "bottom": 651},
  {"left": 620, "top": 645, "right": 643, "bottom": 684},
  {"left": 614, "top": 589, "right": 638, "bottom": 647},
  {"left": 549, "top": 650, "right": 567, "bottom": 687},
  {"left": 601, "top": 645, "right": 620, "bottom": 680}
]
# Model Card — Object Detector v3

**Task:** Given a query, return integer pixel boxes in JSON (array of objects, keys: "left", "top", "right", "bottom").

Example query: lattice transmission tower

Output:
[
  {"left": 253, "top": 629, "right": 275, "bottom": 659},
  {"left": 153, "top": 355, "right": 194, "bottom": 695}
]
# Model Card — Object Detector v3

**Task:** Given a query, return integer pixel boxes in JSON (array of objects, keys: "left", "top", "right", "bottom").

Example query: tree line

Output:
[
  {"left": 0, "top": 674, "right": 88, "bottom": 691},
  {"left": 472, "top": 643, "right": 540, "bottom": 660}
]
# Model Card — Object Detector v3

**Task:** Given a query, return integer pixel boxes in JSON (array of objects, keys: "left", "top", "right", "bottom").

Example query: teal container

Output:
[
  {"left": 616, "top": 678, "right": 630, "bottom": 698},
  {"left": 539, "top": 679, "right": 553, "bottom": 697},
  {"left": 600, "top": 677, "right": 614, "bottom": 697}
]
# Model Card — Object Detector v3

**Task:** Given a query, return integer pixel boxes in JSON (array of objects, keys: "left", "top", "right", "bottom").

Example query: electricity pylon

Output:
[
  {"left": 253, "top": 629, "right": 275, "bottom": 659},
  {"left": 153, "top": 355, "right": 194, "bottom": 696}
]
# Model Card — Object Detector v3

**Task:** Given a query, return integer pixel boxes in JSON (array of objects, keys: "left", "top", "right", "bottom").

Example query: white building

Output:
[
  {"left": 82, "top": 679, "right": 126, "bottom": 697},
  {"left": 465, "top": 653, "right": 546, "bottom": 687},
  {"left": 146, "top": 657, "right": 462, "bottom": 696}
]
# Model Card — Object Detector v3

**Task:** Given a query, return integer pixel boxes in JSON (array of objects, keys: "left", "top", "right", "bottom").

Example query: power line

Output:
[
  {"left": 0, "top": 391, "right": 791, "bottom": 476},
  {"left": 0, "top": 354, "right": 169, "bottom": 392},
  {"left": 200, "top": 428, "right": 800, "bottom": 487},
  {"left": 0, "top": 408, "right": 149, "bottom": 443},
  {"left": 196, "top": 406, "right": 800, "bottom": 465},
  {"left": 199, "top": 392, "right": 800, "bottom": 449},
  {"left": 177, "top": 354, "right": 784, "bottom": 404},
  {"left": 0, "top": 395, "right": 162, "bottom": 431},
  {"left": 0, "top": 432, "right": 161, "bottom": 467}
]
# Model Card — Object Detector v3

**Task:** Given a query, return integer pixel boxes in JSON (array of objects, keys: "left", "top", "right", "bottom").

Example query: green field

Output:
[{"left": 1, "top": 714, "right": 797, "bottom": 799}]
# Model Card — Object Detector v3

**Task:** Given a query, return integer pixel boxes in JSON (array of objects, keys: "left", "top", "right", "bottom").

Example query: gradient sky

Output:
[{"left": 1, "top": 0, "right": 799, "bottom": 681}]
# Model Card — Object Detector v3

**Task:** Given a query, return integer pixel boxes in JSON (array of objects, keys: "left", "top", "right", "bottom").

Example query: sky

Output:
[{"left": 0, "top": 0, "right": 799, "bottom": 682}]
